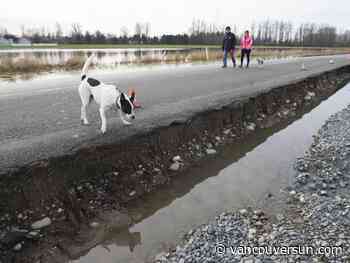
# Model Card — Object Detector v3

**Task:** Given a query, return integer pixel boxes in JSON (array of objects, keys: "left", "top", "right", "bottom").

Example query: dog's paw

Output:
[
  {"left": 100, "top": 127, "right": 107, "bottom": 134},
  {"left": 81, "top": 119, "right": 90, "bottom": 125},
  {"left": 123, "top": 121, "right": 132, "bottom": 126}
]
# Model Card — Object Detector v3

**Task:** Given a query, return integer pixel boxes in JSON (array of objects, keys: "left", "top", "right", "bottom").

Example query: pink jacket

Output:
[{"left": 240, "top": 35, "right": 253, "bottom": 49}]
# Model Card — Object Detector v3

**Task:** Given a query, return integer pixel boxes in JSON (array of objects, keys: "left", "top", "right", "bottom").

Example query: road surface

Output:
[{"left": 0, "top": 55, "right": 349, "bottom": 172}]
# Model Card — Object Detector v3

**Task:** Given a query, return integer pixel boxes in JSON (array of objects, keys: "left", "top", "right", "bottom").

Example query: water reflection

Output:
[{"left": 72, "top": 84, "right": 350, "bottom": 263}]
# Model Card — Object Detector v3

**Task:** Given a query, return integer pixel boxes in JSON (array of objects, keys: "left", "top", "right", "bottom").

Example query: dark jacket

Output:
[{"left": 222, "top": 32, "right": 236, "bottom": 51}]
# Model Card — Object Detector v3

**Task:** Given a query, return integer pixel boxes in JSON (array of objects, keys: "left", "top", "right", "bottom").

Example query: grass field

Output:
[
  {"left": 1, "top": 43, "right": 350, "bottom": 50},
  {"left": 0, "top": 44, "right": 220, "bottom": 50},
  {"left": 1, "top": 45, "right": 350, "bottom": 79}
]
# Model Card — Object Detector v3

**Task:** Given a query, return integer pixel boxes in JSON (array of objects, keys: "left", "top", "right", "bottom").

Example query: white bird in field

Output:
[
  {"left": 329, "top": 59, "right": 335, "bottom": 64},
  {"left": 161, "top": 50, "right": 167, "bottom": 61},
  {"left": 301, "top": 63, "right": 307, "bottom": 71}
]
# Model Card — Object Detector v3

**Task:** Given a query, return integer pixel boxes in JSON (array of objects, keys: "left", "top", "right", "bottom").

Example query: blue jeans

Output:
[{"left": 223, "top": 49, "right": 236, "bottom": 67}]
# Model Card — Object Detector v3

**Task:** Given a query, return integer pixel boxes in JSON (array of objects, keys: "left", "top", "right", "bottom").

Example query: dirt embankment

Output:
[{"left": 1, "top": 66, "right": 350, "bottom": 262}]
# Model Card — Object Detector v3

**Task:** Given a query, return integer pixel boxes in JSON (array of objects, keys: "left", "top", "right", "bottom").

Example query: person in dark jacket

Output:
[{"left": 222, "top": 26, "right": 237, "bottom": 68}]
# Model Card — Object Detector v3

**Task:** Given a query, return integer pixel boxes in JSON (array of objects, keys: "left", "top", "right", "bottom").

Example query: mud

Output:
[{"left": 1, "top": 65, "right": 350, "bottom": 262}]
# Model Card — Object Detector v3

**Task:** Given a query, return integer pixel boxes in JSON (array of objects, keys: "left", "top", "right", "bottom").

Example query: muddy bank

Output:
[{"left": 1, "top": 65, "right": 350, "bottom": 262}]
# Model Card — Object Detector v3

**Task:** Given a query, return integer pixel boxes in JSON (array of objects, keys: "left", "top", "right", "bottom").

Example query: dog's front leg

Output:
[
  {"left": 81, "top": 105, "right": 89, "bottom": 125},
  {"left": 119, "top": 110, "right": 131, "bottom": 125},
  {"left": 99, "top": 107, "right": 107, "bottom": 133}
]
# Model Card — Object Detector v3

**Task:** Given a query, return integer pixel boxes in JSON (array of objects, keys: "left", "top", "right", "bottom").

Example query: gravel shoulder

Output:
[{"left": 157, "top": 104, "right": 350, "bottom": 262}]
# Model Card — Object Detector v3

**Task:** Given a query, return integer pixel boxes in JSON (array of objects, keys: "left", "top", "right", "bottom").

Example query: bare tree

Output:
[
  {"left": 135, "top": 23, "right": 142, "bottom": 37},
  {"left": 144, "top": 22, "right": 151, "bottom": 38},
  {"left": 20, "top": 25, "right": 26, "bottom": 37},
  {"left": 55, "top": 22, "right": 63, "bottom": 40},
  {"left": 71, "top": 23, "right": 83, "bottom": 43},
  {"left": 120, "top": 26, "right": 129, "bottom": 38},
  {"left": 71, "top": 23, "right": 82, "bottom": 37}
]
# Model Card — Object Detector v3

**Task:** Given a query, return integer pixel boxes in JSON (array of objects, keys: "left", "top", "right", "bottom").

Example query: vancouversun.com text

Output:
[{"left": 215, "top": 243, "right": 343, "bottom": 257}]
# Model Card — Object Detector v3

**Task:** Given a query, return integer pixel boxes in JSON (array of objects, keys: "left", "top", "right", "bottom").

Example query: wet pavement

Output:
[{"left": 0, "top": 55, "right": 349, "bottom": 172}]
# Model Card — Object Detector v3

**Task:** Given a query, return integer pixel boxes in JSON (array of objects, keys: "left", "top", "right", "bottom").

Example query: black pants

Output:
[{"left": 241, "top": 49, "right": 251, "bottom": 67}]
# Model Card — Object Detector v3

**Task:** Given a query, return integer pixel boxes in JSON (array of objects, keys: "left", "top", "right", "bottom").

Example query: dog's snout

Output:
[{"left": 131, "top": 115, "right": 135, "bottom": 119}]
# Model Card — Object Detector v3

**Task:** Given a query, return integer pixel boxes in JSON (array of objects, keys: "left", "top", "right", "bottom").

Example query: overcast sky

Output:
[{"left": 1, "top": 0, "right": 349, "bottom": 36}]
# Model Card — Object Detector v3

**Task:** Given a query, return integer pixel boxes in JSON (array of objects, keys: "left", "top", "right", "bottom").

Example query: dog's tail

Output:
[{"left": 81, "top": 54, "right": 94, "bottom": 81}]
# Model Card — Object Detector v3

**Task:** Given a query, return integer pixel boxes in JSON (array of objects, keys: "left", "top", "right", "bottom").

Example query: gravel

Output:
[{"left": 156, "top": 104, "right": 350, "bottom": 262}]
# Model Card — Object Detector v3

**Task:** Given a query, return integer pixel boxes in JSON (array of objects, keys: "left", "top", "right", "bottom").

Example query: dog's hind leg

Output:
[
  {"left": 99, "top": 107, "right": 108, "bottom": 133},
  {"left": 78, "top": 83, "right": 91, "bottom": 125}
]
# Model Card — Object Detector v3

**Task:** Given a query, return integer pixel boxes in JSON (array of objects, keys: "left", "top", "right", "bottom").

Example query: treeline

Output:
[{"left": 1, "top": 19, "right": 350, "bottom": 47}]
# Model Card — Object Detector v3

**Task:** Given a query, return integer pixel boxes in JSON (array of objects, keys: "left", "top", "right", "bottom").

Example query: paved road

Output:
[{"left": 0, "top": 55, "right": 349, "bottom": 172}]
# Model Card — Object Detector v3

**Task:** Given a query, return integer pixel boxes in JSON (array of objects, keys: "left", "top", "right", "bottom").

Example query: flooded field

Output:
[
  {"left": 1, "top": 46, "right": 350, "bottom": 81},
  {"left": 70, "top": 83, "right": 350, "bottom": 263}
]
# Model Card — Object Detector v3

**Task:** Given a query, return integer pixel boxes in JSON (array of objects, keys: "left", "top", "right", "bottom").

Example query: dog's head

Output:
[{"left": 117, "top": 92, "right": 135, "bottom": 120}]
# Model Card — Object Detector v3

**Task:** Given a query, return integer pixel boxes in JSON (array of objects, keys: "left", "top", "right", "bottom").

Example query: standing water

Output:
[{"left": 72, "top": 84, "right": 350, "bottom": 263}]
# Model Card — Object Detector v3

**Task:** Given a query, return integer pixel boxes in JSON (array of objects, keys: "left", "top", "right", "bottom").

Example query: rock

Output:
[
  {"left": 26, "top": 231, "right": 40, "bottom": 240},
  {"left": 155, "top": 251, "right": 167, "bottom": 261},
  {"left": 31, "top": 217, "right": 52, "bottom": 230},
  {"left": 289, "top": 190, "right": 297, "bottom": 196},
  {"left": 89, "top": 222, "right": 100, "bottom": 228},
  {"left": 223, "top": 129, "right": 231, "bottom": 135},
  {"left": 239, "top": 209, "right": 248, "bottom": 215},
  {"left": 206, "top": 149, "right": 217, "bottom": 155},
  {"left": 169, "top": 162, "right": 181, "bottom": 171},
  {"left": 1, "top": 228, "right": 28, "bottom": 247},
  {"left": 248, "top": 228, "right": 256, "bottom": 239},
  {"left": 136, "top": 170, "right": 143, "bottom": 176},
  {"left": 13, "top": 243, "right": 22, "bottom": 251},
  {"left": 172, "top": 155, "right": 182, "bottom": 162},
  {"left": 320, "top": 190, "right": 328, "bottom": 196},
  {"left": 304, "top": 94, "right": 312, "bottom": 101},
  {"left": 246, "top": 122, "right": 256, "bottom": 131},
  {"left": 304, "top": 91, "right": 316, "bottom": 101}
]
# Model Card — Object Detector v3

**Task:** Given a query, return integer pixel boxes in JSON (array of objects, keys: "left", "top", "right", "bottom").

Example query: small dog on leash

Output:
[
  {"left": 257, "top": 58, "right": 264, "bottom": 65},
  {"left": 78, "top": 55, "right": 135, "bottom": 133}
]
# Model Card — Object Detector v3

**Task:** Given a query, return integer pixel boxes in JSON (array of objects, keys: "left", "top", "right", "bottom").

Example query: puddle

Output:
[{"left": 70, "top": 83, "right": 350, "bottom": 263}]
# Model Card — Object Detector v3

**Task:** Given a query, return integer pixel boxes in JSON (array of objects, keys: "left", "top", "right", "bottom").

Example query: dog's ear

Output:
[
  {"left": 128, "top": 89, "right": 135, "bottom": 103},
  {"left": 120, "top": 93, "right": 126, "bottom": 101}
]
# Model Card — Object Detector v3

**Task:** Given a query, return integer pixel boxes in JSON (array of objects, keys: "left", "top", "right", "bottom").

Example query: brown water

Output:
[{"left": 70, "top": 84, "right": 350, "bottom": 263}]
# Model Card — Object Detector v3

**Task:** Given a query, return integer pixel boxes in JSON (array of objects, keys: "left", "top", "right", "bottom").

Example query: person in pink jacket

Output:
[{"left": 240, "top": 30, "right": 253, "bottom": 68}]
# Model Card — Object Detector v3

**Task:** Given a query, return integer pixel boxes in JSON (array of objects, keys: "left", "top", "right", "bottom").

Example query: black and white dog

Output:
[{"left": 78, "top": 55, "right": 135, "bottom": 133}]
